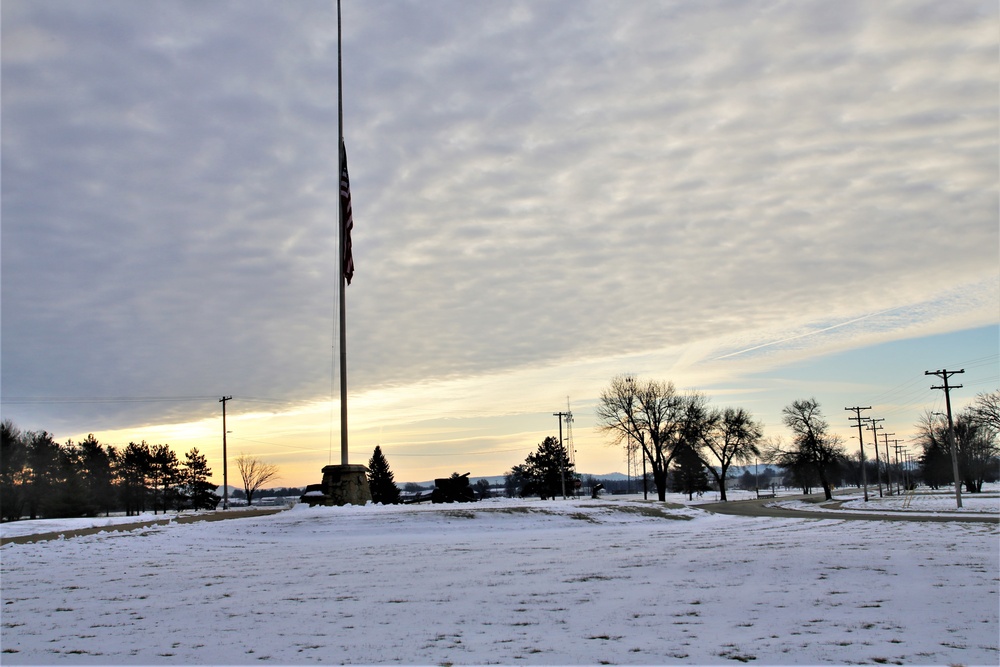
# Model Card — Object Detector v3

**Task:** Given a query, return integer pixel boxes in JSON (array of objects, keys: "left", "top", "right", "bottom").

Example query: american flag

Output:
[{"left": 340, "top": 139, "right": 354, "bottom": 285}]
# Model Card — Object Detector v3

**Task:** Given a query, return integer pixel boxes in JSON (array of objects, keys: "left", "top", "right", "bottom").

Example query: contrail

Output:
[{"left": 713, "top": 308, "right": 899, "bottom": 361}]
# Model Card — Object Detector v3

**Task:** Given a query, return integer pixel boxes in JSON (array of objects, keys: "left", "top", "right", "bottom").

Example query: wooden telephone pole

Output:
[
  {"left": 219, "top": 396, "right": 232, "bottom": 509},
  {"left": 926, "top": 369, "right": 964, "bottom": 509},
  {"left": 846, "top": 406, "right": 871, "bottom": 501}
]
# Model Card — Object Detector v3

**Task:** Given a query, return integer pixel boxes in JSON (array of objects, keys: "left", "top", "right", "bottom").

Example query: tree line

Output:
[
  {"left": 594, "top": 376, "right": 767, "bottom": 501},
  {"left": 592, "top": 376, "right": 999, "bottom": 502},
  {"left": 1, "top": 420, "right": 286, "bottom": 521},
  {"left": 1, "top": 420, "right": 218, "bottom": 521}
]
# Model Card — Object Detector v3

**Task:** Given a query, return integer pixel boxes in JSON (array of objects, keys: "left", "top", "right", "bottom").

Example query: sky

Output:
[{"left": 2, "top": 0, "right": 997, "bottom": 487}]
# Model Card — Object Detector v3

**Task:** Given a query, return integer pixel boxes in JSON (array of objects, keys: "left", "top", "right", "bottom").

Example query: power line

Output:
[
  {"left": 227, "top": 436, "right": 328, "bottom": 454},
  {"left": 0, "top": 395, "right": 219, "bottom": 405},
  {"left": 390, "top": 446, "right": 527, "bottom": 457}
]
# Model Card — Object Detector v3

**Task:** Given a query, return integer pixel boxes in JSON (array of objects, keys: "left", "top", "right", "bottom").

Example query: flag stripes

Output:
[{"left": 340, "top": 139, "right": 354, "bottom": 285}]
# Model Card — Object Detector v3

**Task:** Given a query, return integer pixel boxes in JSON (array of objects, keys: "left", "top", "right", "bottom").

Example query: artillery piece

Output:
[
  {"left": 405, "top": 472, "right": 478, "bottom": 504},
  {"left": 431, "top": 472, "right": 477, "bottom": 503}
]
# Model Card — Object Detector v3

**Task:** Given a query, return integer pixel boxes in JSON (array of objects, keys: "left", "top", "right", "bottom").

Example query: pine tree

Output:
[
  {"left": 512, "top": 436, "right": 576, "bottom": 500},
  {"left": 112, "top": 441, "right": 153, "bottom": 516},
  {"left": 148, "top": 444, "right": 181, "bottom": 514},
  {"left": 183, "top": 448, "right": 220, "bottom": 510},
  {"left": 79, "top": 434, "right": 115, "bottom": 517},
  {"left": 670, "top": 442, "right": 710, "bottom": 500},
  {"left": 367, "top": 446, "right": 400, "bottom": 504},
  {"left": 25, "top": 431, "right": 61, "bottom": 519},
  {"left": 1, "top": 420, "right": 27, "bottom": 521}
]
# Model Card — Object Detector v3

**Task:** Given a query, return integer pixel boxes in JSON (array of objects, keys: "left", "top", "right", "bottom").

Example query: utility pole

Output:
[
  {"left": 926, "top": 369, "right": 964, "bottom": 509},
  {"left": 554, "top": 411, "right": 569, "bottom": 499},
  {"left": 906, "top": 450, "right": 916, "bottom": 490},
  {"left": 846, "top": 406, "right": 871, "bottom": 501},
  {"left": 880, "top": 431, "right": 895, "bottom": 495},
  {"left": 909, "top": 445, "right": 916, "bottom": 492},
  {"left": 891, "top": 440, "right": 905, "bottom": 494},
  {"left": 219, "top": 396, "right": 232, "bottom": 510},
  {"left": 867, "top": 418, "right": 885, "bottom": 497}
]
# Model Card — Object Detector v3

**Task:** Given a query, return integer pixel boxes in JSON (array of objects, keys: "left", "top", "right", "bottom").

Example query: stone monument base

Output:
[{"left": 321, "top": 464, "right": 371, "bottom": 506}]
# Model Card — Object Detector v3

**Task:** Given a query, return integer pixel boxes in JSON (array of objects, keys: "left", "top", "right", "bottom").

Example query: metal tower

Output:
[{"left": 564, "top": 397, "right": 575, "bottom": 468}]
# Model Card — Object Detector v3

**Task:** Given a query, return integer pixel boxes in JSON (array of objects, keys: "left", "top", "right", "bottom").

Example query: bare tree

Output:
[
  {"left": 235, "top": 454, "right": 279, "bottom": 506},
  {"left": 597, "top": 375, "right": 689, "bottom": 501},
  {"left": 952, "top": 416, "right": 996, "bottom": 493},
  {"left": 967, "top": 390, "right": 1000, "bottom": 433},
  {"left": 964, "top": 390, "right": 1000, "bottom": 490},
  {"left": 767, "top": 399, "right": 846, "bottom": 500},
  {"left": 693, "top": 405, "right": 764, "bottom": 501},
  {"left": 918, "top": 405, "right": 999, "bottom": 493}
]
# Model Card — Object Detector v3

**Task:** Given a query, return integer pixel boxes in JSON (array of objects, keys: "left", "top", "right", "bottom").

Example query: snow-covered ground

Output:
[
  {"left": 0, "top": 506, "right": 270, "bottom": 540},
  {"left": 2, "top": 490, "right": 998, "bottom": 665},
  {"left": 837, "top": 489, "right": 999, "bottom": 514}
]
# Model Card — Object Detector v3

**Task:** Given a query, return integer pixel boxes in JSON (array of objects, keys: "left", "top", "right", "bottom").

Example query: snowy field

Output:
[
  {"left": 837, "top": 490, "right": 999, "bottom": 514},
  {"left": 2, "top": 491, "right": 998, "bottom": 665}
]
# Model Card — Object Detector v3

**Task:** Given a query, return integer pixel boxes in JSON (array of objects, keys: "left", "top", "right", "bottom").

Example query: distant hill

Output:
[
  {"left": 404, "top": 472, "right": 630, "bottom": 488},
  {"left": 584, "top": 472, "right": 628, "bottom": 481}
]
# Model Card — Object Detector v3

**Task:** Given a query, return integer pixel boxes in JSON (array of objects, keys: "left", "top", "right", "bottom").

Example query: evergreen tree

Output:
[
  {"left": 504, "top": 469, "right": 526, "bottom": 498},
  {"left": 510, "top": 436, "right": 576, "bottom": 500},
  {"left": 1, "top": 420, "right": 28, "bottom": 521},
  {"left": 24, "top": 431, "right": 61, "bottom": 519},
  {"left": 473, "top": 478, "right": 492, "bottom": 500},
  {"left": 79, "top": 434, "right": 115, "bottom": 517},
  {"left": 670, "top": 442, "right": 711, "bottom": 499},
  {"left": 148, "top": 444, "right": 181, "bottom": 513},
  {"left": 919, "top": 437, "right": 952, "bottom": 490},
  {"left": 112, "top": 441, "right": 153, "bottom": 516},
  {"left": 367, "top": 446, "right": 400, "bottom": 504},
  {"left": 183, "top": 448, "right": 220, "bottom": 510},
  {"left": 51, "top": 440, "right": 93, "bottom": 518}
]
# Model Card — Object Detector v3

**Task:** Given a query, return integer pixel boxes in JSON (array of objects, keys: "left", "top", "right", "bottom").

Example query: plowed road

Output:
[{"left": 699, "top": 495, "right": 999, "bottom": 523}]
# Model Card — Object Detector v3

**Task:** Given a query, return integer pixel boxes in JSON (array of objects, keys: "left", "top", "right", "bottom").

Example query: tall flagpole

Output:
[
  {"left": 321, "top": 0, "right": 368, "bottom": 505},
  {"left": 337, "top": 0, "right": 349, "bottom": 466}
]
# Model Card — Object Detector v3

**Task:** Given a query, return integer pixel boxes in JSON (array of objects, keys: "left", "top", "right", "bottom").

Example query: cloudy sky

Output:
[{"left": 3, "top": 0, "right": 997, "bottom": 486}]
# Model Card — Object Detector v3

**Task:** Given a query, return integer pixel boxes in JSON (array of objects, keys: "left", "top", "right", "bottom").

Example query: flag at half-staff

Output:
[
  {"left": 340, "top": 138, "right": 354, "bottom": 285},
  {"left": 320, "top": 0, "right": 371, "bottom": 504}
]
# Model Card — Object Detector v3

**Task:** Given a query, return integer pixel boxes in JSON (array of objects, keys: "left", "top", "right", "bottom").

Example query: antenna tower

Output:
[{"left": 564, "top": 397, "right": 575, "bottom": 468}]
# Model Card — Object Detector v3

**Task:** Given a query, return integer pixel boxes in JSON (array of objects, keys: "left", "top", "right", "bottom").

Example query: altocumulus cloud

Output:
[{"left": 2, "top": 0, "right": 997, "bottom": 435}]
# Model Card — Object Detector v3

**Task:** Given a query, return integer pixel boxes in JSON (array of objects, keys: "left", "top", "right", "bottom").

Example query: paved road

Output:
[
  {"left": 0, "top": 508, "right": 286, "bottom": 546},
  {"left": 699, "top": 494, "right": 999, "bottom": 523}
]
